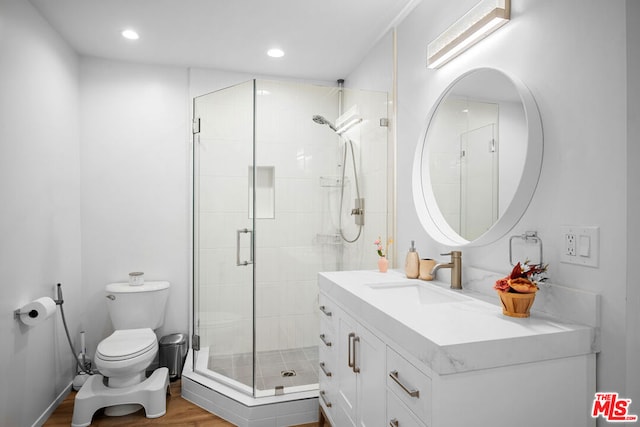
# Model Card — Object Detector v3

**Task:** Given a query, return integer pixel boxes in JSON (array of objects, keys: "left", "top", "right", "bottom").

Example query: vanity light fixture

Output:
[{"left": 427, "top": 0, "right": 510, "bottom": 69}]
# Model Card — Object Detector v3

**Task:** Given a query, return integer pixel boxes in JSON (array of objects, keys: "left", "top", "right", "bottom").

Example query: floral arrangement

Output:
[
  {"left": 494, "top": 260, "right": 548, "bottom": 294},
  {"left": 374, "top": 236, "right": 390, "bottom": 258}
]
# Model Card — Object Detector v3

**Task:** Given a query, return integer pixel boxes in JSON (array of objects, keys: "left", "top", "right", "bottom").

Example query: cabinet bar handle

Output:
[
  {"left": 348, "top": 333, "right": 361, "bottom": 373},
  {"left": 348, "top": 333, "right": 355, "bottom": 369},
  {"left": 320, "top": 390, "right": 332, "bottom": 408},
  {"left": 319, "top": 362, "right": 332, "bottom": 377},
  {"left": 319, "top": 305, "right": 332, "bottom": 317},
  {"left": 389, "top": 370, "right": 420, "bottom": 397},
  {"left": 389, "top": 419, "right": 399, "bottom": 427},
  {"left": 352, "top": 335, "right": 360, "bottom": 373},
  {"left": 319, "top": 334, "right": 332, "bottom": 347}
]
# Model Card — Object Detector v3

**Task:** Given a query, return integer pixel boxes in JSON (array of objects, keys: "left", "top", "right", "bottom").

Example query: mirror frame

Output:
[{"left": 412, "top": 68, "right": 543, "bottom": 247}]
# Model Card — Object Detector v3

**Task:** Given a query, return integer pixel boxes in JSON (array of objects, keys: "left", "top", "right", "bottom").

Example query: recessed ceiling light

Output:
[
  {"left": 267, "top": 48, "right": 284, "bottom": 58},
  {"left": 121, "top": 29, "right": 140, "bottom": 40}
]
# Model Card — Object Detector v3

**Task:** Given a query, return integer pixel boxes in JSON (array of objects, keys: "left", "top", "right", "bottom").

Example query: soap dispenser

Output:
[{"left": 405, "top": 241, "right": 420, "bottom": 279}]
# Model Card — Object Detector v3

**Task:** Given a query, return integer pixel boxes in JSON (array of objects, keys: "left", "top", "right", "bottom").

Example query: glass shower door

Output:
[{"left": 192, "top": 80, "right": 256, "bottom": 393}]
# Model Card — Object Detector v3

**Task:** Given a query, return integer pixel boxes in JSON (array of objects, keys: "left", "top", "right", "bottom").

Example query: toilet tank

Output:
[{"left": 105, "top": 281, "right": 170, "bottom": 330}]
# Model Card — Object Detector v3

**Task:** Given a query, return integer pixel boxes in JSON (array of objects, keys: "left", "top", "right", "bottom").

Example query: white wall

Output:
[
  {"left": 79, "top": 58, "right": 191, "bottom": 351},
  {"left": 0, "top": 0, "right": 81, "bottom": 425},
  {"left": 363, "top": 0, "right": 629, "bottom": 414}
]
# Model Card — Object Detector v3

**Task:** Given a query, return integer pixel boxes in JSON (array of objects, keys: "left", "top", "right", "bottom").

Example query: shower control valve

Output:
[{"left": 351, "top": 198, "right": 365, "bottom": 226}]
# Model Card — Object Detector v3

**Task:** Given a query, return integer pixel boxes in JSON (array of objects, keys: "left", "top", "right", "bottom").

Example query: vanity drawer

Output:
[
  {"left": 386, "top": 346, "right": 432, "bottom": 423},
  {"left": 318, "top": 359, "right": 335, "bottom": 382},
  {"left": 318, "top": 330, "right": 335, "bottom": 367},
  {"left": 318, "top": 323, "right": 335, "bottom": 348},
  {"left": 387, "top": 390, "right": 428, "bottom": 427},
  {"left": 318, "top": 293, "right": 335, "bottom": 322},
  {"left": 319, "top": 388, "right": 335, "bottom": 417}
]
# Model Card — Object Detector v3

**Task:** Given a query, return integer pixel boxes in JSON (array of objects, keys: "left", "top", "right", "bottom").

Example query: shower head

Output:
[{"left": 312, "top": 115, "right": 337, "bottom": 132}]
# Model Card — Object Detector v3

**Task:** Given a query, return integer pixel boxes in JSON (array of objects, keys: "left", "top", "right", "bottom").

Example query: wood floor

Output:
[{"left": 44, "top": 379, "right": 327, "bottom": 427}]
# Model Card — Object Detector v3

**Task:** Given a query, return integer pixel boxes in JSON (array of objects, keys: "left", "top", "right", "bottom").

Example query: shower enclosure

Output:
[{"left": 188, "top": 79, "right": 391, "bottom": 417}]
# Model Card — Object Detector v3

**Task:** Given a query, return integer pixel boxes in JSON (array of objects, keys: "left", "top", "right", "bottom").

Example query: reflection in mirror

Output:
[
  {"left": 414, "top": 68, "right": 542, "bottom": 247},
  {"left": 429, "top": 98, "right": 500, "bottom": 240}
]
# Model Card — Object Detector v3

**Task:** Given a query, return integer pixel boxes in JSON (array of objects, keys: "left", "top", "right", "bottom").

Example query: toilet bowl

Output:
[{"left": 95, "top": 328, "right": 158, "bottom": 388}]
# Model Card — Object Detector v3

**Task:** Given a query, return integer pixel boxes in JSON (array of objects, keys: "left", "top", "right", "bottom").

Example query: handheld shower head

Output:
[{"left": 312, "top": 115, "right": 337, "bottom": 132}]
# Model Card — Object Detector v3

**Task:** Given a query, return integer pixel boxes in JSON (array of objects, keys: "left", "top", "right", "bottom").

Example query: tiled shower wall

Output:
[{"left": 196, "top": 80, "right": 389, "bottom": 356}]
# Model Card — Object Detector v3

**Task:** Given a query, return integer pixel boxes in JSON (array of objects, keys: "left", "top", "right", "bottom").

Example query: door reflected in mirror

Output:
[{"left": 414, "top": 68, "right": 542, "bottom": 247}]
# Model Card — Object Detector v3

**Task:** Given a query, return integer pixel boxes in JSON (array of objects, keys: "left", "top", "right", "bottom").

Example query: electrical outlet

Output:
[
  {"left": 560, "top": 226, "right": 599, "bottom": 267},
  {"left": 565, "top": 233, "right": 576, "bottom": 256}
]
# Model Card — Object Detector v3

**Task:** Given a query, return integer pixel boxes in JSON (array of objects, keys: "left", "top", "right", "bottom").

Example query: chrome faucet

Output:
[{"left": 430, "top": 251, "right": 462, "bottom": 289}]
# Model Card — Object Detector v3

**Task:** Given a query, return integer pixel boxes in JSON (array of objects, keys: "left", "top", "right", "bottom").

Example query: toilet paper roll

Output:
[{"left": 17, "top": 297, "right": 57, "bottom": 326}]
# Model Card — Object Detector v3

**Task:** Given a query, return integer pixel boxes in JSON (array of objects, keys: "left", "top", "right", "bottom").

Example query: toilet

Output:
[{"left": 71, "top": 281, "right": 171, "bottom": 427}]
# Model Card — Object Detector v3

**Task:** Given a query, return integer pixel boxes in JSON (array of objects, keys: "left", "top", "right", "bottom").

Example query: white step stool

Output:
[{"left": 71, "top": 367, "right": 170, "bottom": 427}]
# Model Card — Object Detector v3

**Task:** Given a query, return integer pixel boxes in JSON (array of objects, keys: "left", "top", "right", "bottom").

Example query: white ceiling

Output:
[{"left": 29, "top": 0, "right": 420, "bottom": 81}]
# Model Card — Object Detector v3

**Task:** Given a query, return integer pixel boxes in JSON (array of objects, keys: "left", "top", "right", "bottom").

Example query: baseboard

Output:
[{"left": 33, "top": 381, "right": 73, "bottom": 427}]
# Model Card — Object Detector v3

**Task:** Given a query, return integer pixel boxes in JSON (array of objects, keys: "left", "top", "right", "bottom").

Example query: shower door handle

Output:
[{"left": 236, "top": 228, "right": 254, "bottom": 266}]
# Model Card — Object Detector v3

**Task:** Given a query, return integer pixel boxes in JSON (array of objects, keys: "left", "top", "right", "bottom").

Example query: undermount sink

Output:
[{"left": 365, "top": 282, "right": 471, "bottom": 305}]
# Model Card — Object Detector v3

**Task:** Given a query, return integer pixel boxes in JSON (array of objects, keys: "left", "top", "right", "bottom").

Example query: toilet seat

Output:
[{"left": 97, "top": 328, "right": 157, "bottom": 361}]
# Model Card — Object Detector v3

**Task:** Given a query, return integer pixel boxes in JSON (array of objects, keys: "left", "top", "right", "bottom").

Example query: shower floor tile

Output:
[{"left": 208, "top": 346, "right": 318, "bottom": 391}]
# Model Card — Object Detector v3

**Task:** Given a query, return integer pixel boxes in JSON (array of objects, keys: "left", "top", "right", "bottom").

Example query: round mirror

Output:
[{"left": 412, "top": 68, "right": 543, "bottom": 247}]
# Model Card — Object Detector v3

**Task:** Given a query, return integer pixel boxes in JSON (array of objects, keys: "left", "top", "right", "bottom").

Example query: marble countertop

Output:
[{"left": 319, "top": 269, "right": 597, "bottom": 375}]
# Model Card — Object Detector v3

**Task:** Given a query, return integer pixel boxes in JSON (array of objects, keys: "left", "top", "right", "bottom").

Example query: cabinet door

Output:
[
  {"left": 356, "top": 324, "right": 386, "bottom": 427},
  {"left": 334, "top": 309, "right": 358, "bottom": 427}
]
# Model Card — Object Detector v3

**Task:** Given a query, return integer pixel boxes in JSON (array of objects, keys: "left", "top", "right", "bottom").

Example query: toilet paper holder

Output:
[
  {"left": 14, "top": 287, "right": 63, "bottom": 320},
  {"left": 14, "top": 308, "right": 39, "bottom": 319}
]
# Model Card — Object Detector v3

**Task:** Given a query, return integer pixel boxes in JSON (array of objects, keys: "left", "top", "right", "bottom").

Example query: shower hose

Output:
[
  {"left": 338, "top": 139, "right": 363, "bottom": 243},
  {"left": 55, "top": 283, "right": 94, "bottom": 375}
]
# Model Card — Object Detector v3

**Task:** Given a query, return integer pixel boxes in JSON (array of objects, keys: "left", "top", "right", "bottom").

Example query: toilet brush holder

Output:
[
  {"left": 73, "top": 355, "right": 93, "bottom": 391},
  {"left": 73, "top": 372, "right": 90, "bottom": 391}
]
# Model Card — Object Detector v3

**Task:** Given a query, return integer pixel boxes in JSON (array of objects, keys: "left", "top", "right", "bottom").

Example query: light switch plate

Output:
[{"left": 560, "top": 226, "right": 599, "bottom": 267}]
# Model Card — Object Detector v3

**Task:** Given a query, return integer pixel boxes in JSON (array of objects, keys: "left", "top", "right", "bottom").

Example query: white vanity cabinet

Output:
[
  {"left": 318, "top": 271, "right": 598, "bottom": 427},
  {"left": 319, "top": 293, "right": 386, "bottom": 426}
]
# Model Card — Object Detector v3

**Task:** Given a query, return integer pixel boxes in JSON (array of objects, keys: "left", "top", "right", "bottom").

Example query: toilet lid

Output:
[{"left": 97, "top": 328, "right": 157, "bottom": 361}]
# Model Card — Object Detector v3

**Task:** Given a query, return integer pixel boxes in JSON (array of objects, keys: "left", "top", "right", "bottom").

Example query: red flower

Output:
[{"left": 494, "top": 277, "right": 511, "bottom": 292}]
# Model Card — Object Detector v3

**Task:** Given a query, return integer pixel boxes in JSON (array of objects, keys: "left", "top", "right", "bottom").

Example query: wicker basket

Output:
[{"left": 497, "top": 290, "right": 536, "bottom": 318}]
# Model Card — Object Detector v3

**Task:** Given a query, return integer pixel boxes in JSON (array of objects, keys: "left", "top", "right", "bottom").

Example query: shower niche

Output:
[
  {"left": 188, "top": 79, "right": 391, "bottom": 420},
  {"left": 249, "top": 166, "right": 275, "bottom": 219}
]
